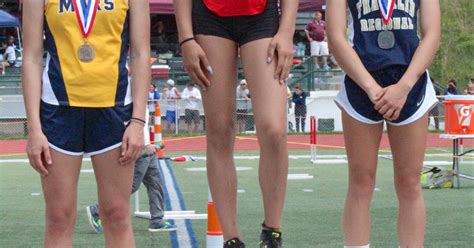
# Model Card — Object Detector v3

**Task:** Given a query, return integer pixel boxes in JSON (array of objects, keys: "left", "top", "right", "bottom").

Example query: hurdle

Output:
[{"left": 310, "top": 116, "right": 317, "bottom": 163}]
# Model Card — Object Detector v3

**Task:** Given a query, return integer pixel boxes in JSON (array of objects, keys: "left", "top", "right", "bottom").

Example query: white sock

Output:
[{"left": 344, "top": 245, "right": 369, "bottom": 248}]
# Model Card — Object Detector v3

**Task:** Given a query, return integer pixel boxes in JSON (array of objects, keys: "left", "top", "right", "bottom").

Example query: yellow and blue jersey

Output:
[{"left": 42, "top": 0, "right": 131, "bottom": 107}]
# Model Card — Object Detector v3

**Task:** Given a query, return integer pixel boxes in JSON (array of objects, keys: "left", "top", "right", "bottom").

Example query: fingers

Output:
[
  {"left": 120, "top": 128, "right": 143, "bottom": 165},
  {"left": 374, "top": 98, "right": 386, "bottom": 111},
  {"left": 267, "top": 41, "right": 277, "bottom": 64},
  {"left": 120, "top": 137, "right": 128, "bottom": 157},
  {"left": 280, "top": 57, "right": 293, "bottom": 84},
  {"left": 28, "top": 149, "right": 48, "bottom": 177},
  {"left": 275, "top": 55, "right": 284, "bottom": 81},
  {"left": 200, "top": 54, "right": 213, "bottom": 76},
  {"left": 43, "top": 146, "right": 52, "bottom": 165},
  {"left": 383, "top": 108, "right": 395, "bottom": 120}
]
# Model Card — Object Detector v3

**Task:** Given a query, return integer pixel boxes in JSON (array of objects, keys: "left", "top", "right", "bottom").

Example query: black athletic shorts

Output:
[{"left": 192, "top": 0, "right": 280, "bottom": 46}]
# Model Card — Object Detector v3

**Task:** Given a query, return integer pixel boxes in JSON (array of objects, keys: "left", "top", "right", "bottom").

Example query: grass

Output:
[{"left": 0, "top": 149, "right": 473, "bottom": 247}]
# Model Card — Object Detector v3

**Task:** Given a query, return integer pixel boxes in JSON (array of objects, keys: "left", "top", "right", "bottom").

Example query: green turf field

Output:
[{"left": 0, "top": 149, "right": 473, "bottom": 247}]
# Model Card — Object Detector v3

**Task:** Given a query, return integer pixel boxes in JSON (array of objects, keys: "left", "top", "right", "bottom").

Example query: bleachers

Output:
[{"left": 0, "top": 66, "right": 22, "bottom": 95}]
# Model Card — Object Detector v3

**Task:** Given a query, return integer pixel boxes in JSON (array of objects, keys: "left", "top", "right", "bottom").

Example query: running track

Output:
[{"left": 1, "top": 133, "right": 471, "bottom": 155}]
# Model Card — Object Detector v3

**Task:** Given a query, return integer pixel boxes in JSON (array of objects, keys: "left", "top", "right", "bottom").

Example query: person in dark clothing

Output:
[
  {"left": 292, "top": 85, "right": 307, "bottom": 132},
  {"left": 429, "top": 83, "right": 440, "bottom": 130},
  {"left": 443, "top": 79, "right": 460, "bottom": 95}
]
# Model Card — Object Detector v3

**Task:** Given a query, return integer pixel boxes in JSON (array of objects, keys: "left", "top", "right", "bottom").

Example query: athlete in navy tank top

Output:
[{"left": 327, "top": 0, "right": 441, "bottom": 247}]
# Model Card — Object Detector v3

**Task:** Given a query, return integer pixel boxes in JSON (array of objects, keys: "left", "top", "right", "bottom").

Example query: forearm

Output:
[
  {"left": 22, "top": 60, "right": 43, "bottom": 132},
  {"left": 329, "top": 37, "right": 378, "bottom": 93},
  {"left": 278, "top": 0, "right": 299, "bottom": 36},
  {"left": 130, "top": 53, "right": 149, "bottom": 120},
  {"left": 174, "top": 0, "right": 194, "bottom": 41}
]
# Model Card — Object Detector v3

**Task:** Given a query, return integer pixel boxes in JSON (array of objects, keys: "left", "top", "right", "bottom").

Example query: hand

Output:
[
  {"left": 374, "top": 84, "right": 410, "bottom": 121},
  {"left": 181, "top": 40, "right": 212, "bottom": 90},
  {"left": 120, "top": 122, "right": 144, "bottom": 165},
  {"left": 366, "top": 85, "right": 385, "bottom": 104},
  {"left": 144, "top": 144, "right": 156, "bottom": 156},
  {"left": 26, "top": 130, "right": 52, "bottom": 177},
  {"left": 267, "top": 32, "right": 294, "bottom": 84}
]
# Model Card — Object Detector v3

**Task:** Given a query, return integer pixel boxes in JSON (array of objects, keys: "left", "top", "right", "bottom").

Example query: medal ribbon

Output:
[
  {"left": 72, "top": 0, "right": 99, "bottom": 39},
  {"left": 378, "top": 0, "right": 395, "bottom": 25}
]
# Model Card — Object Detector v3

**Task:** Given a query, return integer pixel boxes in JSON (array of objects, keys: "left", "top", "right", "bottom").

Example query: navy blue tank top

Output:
[{"left": 348, "top": 0, "right": 420, "bottom": 71}]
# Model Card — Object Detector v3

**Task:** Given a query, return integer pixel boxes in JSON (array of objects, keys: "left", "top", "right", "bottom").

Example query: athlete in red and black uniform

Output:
[{"left": 174, "top": 0, "right": 298, "bottom": 247}]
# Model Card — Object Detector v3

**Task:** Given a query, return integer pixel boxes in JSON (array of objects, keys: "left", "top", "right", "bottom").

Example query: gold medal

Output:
[{"left": 78, "top": 43, "right": 95, "bottom": 62}]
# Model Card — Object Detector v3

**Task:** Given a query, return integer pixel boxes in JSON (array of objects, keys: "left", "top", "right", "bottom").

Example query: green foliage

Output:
[{"left": 430, "top": 0, "right": 474, "bottom": 91}]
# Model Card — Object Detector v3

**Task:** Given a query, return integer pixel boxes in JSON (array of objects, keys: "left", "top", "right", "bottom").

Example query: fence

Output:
[{"left": 0, "top": 96, "right": 448, "bottom": 139}]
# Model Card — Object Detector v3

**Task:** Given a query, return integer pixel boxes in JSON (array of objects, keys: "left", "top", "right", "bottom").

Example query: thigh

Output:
[
  {"left": 41, "top": 149, "right": 83, "bottom": 211},
  {"left": 387, "top": 114, "right": 429, "bottom": 178},
  {"left": 341, "top": 110, "right": 383, "bottom": 175},
  {"left": 91, "top": 148, "right": 135, "bottom": 206},
  {"left": 240, "top": 38, "right": 288, "bottom": 131},
  {"left": 195, "top": 35, "right": 238, "bottom": 128}
]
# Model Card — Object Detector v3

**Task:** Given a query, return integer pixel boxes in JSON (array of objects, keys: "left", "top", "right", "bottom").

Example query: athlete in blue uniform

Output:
[
  {"left": 22, "top": 0, "right": 150, "bottom": 246},
  {"left": 327, "top": 0, "right": 440, "bottom": 247}
]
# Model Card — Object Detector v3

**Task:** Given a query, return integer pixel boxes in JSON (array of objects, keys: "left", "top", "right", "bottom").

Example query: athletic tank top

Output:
[
  {"left": 203, "top": 0, "right": 267, "bottom": 17},
  {"left": 42, "top": 0, "right": 130, "bottom": 107},
  {"left": 347, "top": 0, "right": 420, "bottom": 71}
]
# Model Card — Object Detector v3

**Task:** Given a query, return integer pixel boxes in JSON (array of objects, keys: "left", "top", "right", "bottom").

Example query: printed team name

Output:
[
  {"left": 356, "top": 0, "right": 416, "bottom": 32},
  {"left": 59, "top": 0, "right": 115, "bottom": 13}
]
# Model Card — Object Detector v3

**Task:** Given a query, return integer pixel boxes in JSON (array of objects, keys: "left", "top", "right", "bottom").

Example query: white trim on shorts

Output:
[
  {"left": 334, "top": 78, "right": 383, "bottom": 125},
  {"left": 335, "top": 71, "right": 438, "bottom": 126},
  {"left": 48, "top": 142, "right": 123, "bottom": 157},
  {"left": 48, "top": 143, "right": 84, "bottom": 156}
]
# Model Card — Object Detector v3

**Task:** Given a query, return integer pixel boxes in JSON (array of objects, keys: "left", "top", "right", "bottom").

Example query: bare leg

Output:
[
  {"left": 322, "top": 56, "right": 328, "bottom": 66},
  {"left": 341, "top": 110, "right": 383, "bottom": 245},
  {"left": 41, "top": 149, "right": 82, "bottom": 248},
  {"left": 92, "top": 148, "right": 135, "bottom": 248},
  {"left": 240, "top": 38, "right": 288, "bottom": 230},
  {"left": 387, "top": 114, "right": 428, "bottom": 247},
  {"left": 196, "top": 35, "right": 240, "bottom": 240}
]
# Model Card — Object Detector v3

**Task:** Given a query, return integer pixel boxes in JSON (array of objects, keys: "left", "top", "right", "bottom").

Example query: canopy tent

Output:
[
  {"left": 149, "top": 0, "right": 325, "bottom": 14},
  {"left": 0, "top": 10, "right": 22, "bottom": 58},
  {"left": 0, "top": 10, "right": 20, "bottom": 28}
]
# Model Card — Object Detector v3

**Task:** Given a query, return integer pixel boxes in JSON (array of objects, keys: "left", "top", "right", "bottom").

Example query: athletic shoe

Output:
[
  {"left": 223, "top": 238, "right": 246, "bottom": 248},
  {"left": 148, "top": 221, "right": 178, "bottom": 232},
  {"left": 85, "top": 204, "right": 103, "bottom": 234},
  {"left": 258, "top": 223, "right": 282, "bottom": 248},
  {"left": 323, "top": 64, "right": 331, "bottom": 71}
]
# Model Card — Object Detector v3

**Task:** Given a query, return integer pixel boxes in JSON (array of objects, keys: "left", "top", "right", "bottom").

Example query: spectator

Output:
[
  {"left": 443, "top": 79, "right": 460, "bottom": 95},
  {"left": 182, "top": 83, "right": 202, "bottom": 135},
  {"left": 163, "top": 79, "right": 181, "bottom": 133},
  {"left": 305, "top": 11, "right": 330, "bottom": 70},
  {"left": 464, "top": 78, "right": 474, "bottom": 95},
  {"left": 292, "top": 85, "right": 307, "bottom": 132},
  {"left": 2, "top": 40, "right": 16, "bottom": 67},
  {"left": 236, "top": 79, "right": 250, "bottom": 133},
  {"left": 148, "top": 83, "right": 160, "bottom": 123},
  {"left": 156, "top": 21, "right": 167, "bottom": 43}
]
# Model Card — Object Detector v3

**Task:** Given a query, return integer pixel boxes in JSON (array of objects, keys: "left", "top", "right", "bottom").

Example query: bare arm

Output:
[
  {"left": 398, "top": 0, "right": 440, "bottom": 90},
  {"left": 174, "top": 0, "right": 212, "bottom": 89},
  {"left": 22, "top": 0, "right": 51, "bottom": 176},
  {"left": 119, "top": 0, "right": 150, "bottom": 164},
  {"left": 326, "top": 0, "right": 382, "bottom": 102},
  {"left": 267, "top": 0, "right": 299, "bottom": 83},
  {"left": 129, "top": 0, "right": 150, "bottom": 121}
]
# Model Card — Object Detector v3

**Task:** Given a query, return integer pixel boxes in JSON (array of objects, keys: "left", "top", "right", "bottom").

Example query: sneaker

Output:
[
  {"left": 148, "top": 221, "right": 177, "bottom": 232},
  {"left": 323, "top": 64, "right": 331, "bottom": 70},
  {"left": 224, "top": 238, "right": 246, "bottom": 248},
  {"left": 258, "top": 223, "right": 282, "bottom": 248},
  {"left": 85, "top": 204, "right": 103, "bottom": 234}
]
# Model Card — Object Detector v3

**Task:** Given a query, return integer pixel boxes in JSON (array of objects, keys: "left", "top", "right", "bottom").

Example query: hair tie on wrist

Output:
[
  {"left": 179, "top": 37, "right": 195, "bottom": 47},
  {"left": 130, "top": 117, "right": 146, "bottom": 124}
]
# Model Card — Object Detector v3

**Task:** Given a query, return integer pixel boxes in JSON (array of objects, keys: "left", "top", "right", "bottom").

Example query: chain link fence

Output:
[{"left": 1, "top": 96, "right": 449, "bottom": 139}]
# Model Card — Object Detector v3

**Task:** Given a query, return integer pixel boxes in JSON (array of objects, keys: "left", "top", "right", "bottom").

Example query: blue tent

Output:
[{"left": 0, "top": 10, "right": 20, "bottom": 28}]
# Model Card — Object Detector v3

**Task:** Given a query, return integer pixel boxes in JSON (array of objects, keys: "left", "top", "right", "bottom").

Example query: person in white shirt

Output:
[
  {"left": 181, "top": 83, "right": 202, "bottom": 134},
  {"left": 236, "top": 80, "right": 250, "bottom": 133},
  {"left": 3, "top": 41, "right": 16, "bottom": 67},
  {"left": 163, "top": 79, "right": 181, "bottom": 133}
]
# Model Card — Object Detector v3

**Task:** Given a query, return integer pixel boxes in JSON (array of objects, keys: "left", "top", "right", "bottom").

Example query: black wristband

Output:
[
  {"left": 130, "top": 117, "right": 146, "bottom": 124},
  {"left": 179, "top": 37, "right": 195, "bottom": 47}
]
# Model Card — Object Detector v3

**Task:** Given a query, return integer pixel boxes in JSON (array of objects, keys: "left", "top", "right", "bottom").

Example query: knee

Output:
[
  {"left": 348, "top": 171, "right": 376, "bottom": 200},
  {"left": 395, "top": 173, "right": 422, "bottom": 201},
  {"left": 206, "top": 119, "right": 235, "bottom": 150},
  {"left": 257, "top": 123, "right": 286, "bottom": 148},
  {"left": 100, "top": 204, "right": 131, "bottom": 227},
  {"left": 45, "top": 206, "right": 76, "bottom": 232}
]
